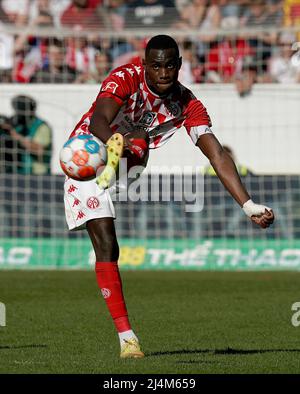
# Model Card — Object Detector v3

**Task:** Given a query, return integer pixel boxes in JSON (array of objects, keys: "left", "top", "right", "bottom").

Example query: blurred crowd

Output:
[{"left": 0, "top": 0, "right": 300, "bottom": 85}]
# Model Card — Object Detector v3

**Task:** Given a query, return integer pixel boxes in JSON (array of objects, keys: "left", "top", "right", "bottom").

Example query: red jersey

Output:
[{"left": 70, "top": 62, "right": 212, "bottom": 148}]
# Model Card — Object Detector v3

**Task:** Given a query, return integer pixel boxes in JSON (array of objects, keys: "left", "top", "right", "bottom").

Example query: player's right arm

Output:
[
  {"left": 89, "top": 97, "right": 121, "bottom": 143},
  {"left": 89, "top": 65, "right": 137, "bottom": 146},
  {"left": 89, "top": 97, "right": 135, "bottom": 154}
]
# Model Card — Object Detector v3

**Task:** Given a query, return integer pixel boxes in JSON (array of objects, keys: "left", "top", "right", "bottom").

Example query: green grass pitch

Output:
[{"left": 0, "top": 270, "right": 300, "bottom": 374}]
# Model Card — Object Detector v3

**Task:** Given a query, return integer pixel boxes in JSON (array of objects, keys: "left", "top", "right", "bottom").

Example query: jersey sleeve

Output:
[
  {"left": 183, "top": 96, "right": 213, "bottom": 145},
  {"left": 97, "top": 65, "right": 137, "bottom": 106}
]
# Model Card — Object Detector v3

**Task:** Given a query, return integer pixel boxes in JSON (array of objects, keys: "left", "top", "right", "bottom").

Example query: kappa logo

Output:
[
  {"left": 76, "top": 211, "right": 85, "bottom": 220},
  {"left": 102, "top": 82, "right": 119, "bottom": 94},
  {"left": 73, "top": 198, "right": 80, "bottom": 207},
  {"left": 87, "top": 197, "right": 100, "bottom": 209},
  {"left": 68, "top": 184, "right": 78, "bottom": 194},
  {"left": 101, "top": 288, "right": 111, "bottom": 299},
  {"left": 140, "top": 112, "right": 156, "bottom": 126}
]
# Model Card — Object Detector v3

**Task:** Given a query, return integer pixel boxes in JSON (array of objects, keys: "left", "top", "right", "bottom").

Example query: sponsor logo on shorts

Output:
[
  {"left": 101, "top": 288, "right": 111, "bottom": 299},
  {"left": 87, "top": 197, "right": 100, "bottom": 209}
]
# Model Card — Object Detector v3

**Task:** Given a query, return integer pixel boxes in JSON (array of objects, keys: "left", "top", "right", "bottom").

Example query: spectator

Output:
[
  {"left": 27, "top": 0, "right": 54, "bottom": 27},
  {"left": 112, "top": 37, "right": 146, "bottom": 68},
  {"left": 2, "top": 95, "right": 52, "bottom": 175},
  {"left": 0, "top": 0, "right": 10, "bottom": 23},
  {"left": 265, "top": 0, "right": 283, "bottom": 26},
  {"left": 99, "top": 0, "right": 127, "bottom": 31},
  {"left": 125, "top": 0, "right": 179, "bottom": 29},
  {"left": 27, "top": 0, "right": 71, "bottom": 28},
  {"left": 1, "top": 0, "right": 29, "bottom": 26},
  {"left": 269, "top": 32, "right": 300, "bottom": 83},
  {"left": 0, "top": 114, "right": 20, "bottom": 173},
  {"left": 240, "top": 0, "right": 277, "bottom": 74},
  {"left": 30, "top": 38, "right": 77, "bottom": 83},
  {"left": 0, "top": 1, "right": 14, "bottom": 82},
  {"left": 176, "top": 0, "right": 221, "bottom": 67},
  {"left": 203, "top": 145, "right": 254, "bottom": 176},
  {"left": 13, "top": 1, "right": 56, "bottom": 83},
  {"left": 219, "top": 0, "right": 241, "bottom": 29},
  {"left": 177, "top": 0, "right": 221, "bottom": 30},
  {"left": 179, "top": 40, "right": 204, "bottom": 84},
  {"left": 205, "top": 36, "right": 253, "bottom": 82},
  {"left": 65, "top": 37, "right": 96, "bottom": 74},
  {"left": 283, "top": 0, "right": 300, "bottom": 40},
  {"left": 235, "top": 57, "right": 258, "bottom": 97},
  {"left": 60, "top": 0, "right": 102, "bottom": 30},
  {"left": 75, "top": 50, "right": 110, "bottom": 83},
  {"left": 0, "top": 28, "right": 14, "bottom": 82}
]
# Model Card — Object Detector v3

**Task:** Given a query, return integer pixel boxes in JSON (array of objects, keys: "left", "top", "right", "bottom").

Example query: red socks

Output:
[{"left": 95, "top": 262, "right": 131, "bottom": 333}]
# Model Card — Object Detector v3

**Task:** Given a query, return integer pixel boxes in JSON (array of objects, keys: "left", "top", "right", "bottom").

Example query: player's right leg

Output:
[{"left": 96, "top": 133, "right": 124, "bottom": 190}]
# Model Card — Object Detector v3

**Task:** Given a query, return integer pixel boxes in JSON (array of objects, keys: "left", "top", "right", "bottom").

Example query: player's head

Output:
[{"left": 143, "top": 35, "right": 182, "bottom": 96}]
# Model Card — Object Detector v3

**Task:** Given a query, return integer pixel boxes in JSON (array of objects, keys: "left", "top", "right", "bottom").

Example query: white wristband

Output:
[{"left": 242, "top": 199, "right": 271, "bottom": 218}]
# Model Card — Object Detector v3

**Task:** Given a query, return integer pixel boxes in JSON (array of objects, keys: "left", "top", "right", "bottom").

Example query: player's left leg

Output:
[{"left": 87, "top": 218, "right": 144, "bottom": 358}]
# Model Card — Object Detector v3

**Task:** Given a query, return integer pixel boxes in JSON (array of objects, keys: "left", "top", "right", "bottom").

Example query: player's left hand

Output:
[
  {"left": 242, "top": 199, "right": 275, "bottom": 229},
  {"left": 250, "top": 209, "right": 275, "bottom": 229}
]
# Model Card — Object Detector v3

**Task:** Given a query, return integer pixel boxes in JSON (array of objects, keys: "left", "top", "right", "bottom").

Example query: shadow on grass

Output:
[
  {"left": 0, "top": 344, "right": 47, "bottom": 350},
  {"left": 148, "top": 347, "right": 300, "bottom": 357}
]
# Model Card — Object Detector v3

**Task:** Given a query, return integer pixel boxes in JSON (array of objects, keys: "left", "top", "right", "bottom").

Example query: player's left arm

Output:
[{"left": 197, "top": 133, "right": 275, "bottom": 229}]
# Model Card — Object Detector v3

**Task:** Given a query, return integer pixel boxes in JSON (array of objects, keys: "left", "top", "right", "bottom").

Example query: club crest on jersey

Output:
[
  {"left": 166, "top": 102, "right": 181, "bottom": 117},
  {"left": 140, "top": 112, "right": 156, "bottom": 127},
  {"left": 102, "top": 81, "right": 119, "bottom": 94}
]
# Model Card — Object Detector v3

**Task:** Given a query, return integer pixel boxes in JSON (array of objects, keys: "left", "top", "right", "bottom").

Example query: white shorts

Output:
[{"left": 64, "top": 177, "right": 116, "bottom": 231}]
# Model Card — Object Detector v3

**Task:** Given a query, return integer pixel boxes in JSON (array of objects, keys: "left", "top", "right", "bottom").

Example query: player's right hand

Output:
[{"left": 123, "top": 135, "right": 135, "bottom": 155}]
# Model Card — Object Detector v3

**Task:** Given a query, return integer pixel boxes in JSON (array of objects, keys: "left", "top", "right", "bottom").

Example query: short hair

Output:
[
  {"left": 12, "top": 95, "right": 36, "bottom": 115},
  {"left": 145, "top": 35, "right": 179, "bottom": 59}
]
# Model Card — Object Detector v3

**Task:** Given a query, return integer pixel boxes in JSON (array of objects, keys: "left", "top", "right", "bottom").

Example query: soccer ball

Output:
[{"left": 60, "top": 134, "right": 107, "bottom": 181}]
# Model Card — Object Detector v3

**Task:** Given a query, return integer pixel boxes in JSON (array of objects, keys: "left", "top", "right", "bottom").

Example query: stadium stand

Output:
[{"left": 0, "top": 0, "right": 299, "bottom": 84}]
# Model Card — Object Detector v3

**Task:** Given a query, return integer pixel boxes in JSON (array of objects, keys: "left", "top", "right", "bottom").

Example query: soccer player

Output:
[{"left": 64, "top": 35, "right": 274, "bottom": 358}]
